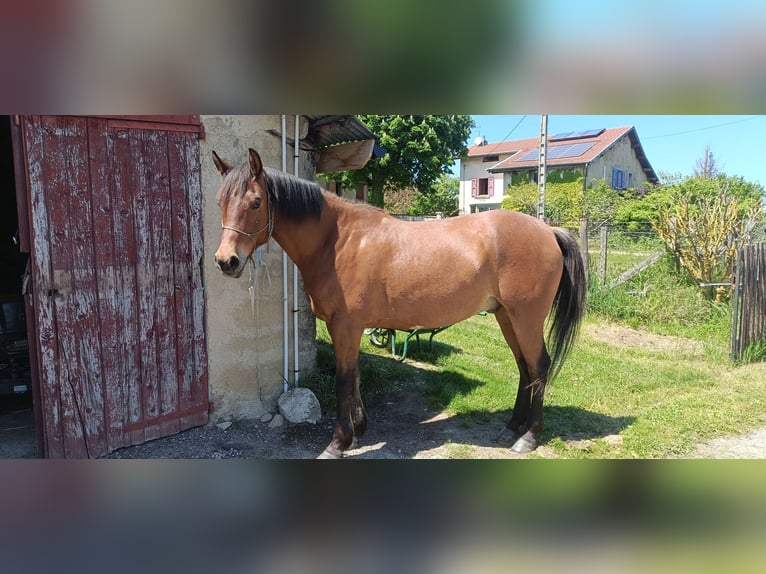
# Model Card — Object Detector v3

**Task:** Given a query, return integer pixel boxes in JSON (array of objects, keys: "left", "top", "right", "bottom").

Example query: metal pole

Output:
[{"left": 537, "top": 114, "right": 548, "bottom": 220}]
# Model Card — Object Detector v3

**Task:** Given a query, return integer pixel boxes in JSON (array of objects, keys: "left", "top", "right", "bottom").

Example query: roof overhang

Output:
[
  {"left": 267, "top": 115, "right": 383, "bottom": 173},
  {"left": 305, "top": 115, "right": 381, "bottom": 173}
]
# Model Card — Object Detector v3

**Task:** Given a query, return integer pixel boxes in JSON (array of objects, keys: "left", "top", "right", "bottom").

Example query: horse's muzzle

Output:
[{"left": 215, "top": 254, "right": 244, "bottom": 278}]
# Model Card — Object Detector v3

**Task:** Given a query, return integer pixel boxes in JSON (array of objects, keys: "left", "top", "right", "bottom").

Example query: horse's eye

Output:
[{"left": 250, "top": 198, "right": 261, "bottom": 210}]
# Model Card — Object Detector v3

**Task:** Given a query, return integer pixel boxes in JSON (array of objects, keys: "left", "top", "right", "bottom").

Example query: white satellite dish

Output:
[{"left": 474, "top": 136, "right": 487, "bottom": 146}]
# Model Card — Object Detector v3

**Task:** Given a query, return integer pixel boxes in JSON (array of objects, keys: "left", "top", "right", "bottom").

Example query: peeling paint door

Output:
[{"left": 20, "top": 116, "right": 208, "bottom": 458}]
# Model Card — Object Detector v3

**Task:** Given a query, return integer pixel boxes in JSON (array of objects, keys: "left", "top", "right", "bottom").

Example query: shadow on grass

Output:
[{"left": 306, "top": 340, "right": 634, "bottom": 457}]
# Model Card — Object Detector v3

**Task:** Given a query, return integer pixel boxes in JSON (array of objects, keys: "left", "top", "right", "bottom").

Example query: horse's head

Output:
[{"left": 213, "top": 148, "right": 272, "bottom": 278}]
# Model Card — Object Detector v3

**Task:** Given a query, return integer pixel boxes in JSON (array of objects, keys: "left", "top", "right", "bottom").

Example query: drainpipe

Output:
[
  {"left": 281, "top": 115, "right": 289, "bottom": 394},
  {"left": 292, "top": 115, "right": 300, "bottom": 386}
]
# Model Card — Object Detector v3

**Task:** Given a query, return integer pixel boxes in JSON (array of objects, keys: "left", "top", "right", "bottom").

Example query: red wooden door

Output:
[{"left": 20, "top": 116, "right": 208, "bottom": 458}]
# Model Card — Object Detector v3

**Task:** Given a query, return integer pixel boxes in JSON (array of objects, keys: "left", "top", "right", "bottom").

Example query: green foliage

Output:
[
  {"left": 502, "top": 170, "right": 622, "bottom": 227},
  {"left": 613, "top": 185, "right": 671, "bottom": 231},
  {"left": 408, "top": 173, "right": 459, "bottom": 216},
  {"left": 321, "top": 115, "right": 474, "bottom": 207}
]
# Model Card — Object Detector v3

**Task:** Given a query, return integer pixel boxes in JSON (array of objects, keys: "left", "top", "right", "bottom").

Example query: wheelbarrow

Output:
[{"left": 363, "top": 326, "right": 451, "bottom": 361}]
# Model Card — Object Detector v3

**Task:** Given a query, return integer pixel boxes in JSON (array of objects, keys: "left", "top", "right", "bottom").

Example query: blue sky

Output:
[{"left": 460, "top": 115, "right": 766, "bottom": 188}]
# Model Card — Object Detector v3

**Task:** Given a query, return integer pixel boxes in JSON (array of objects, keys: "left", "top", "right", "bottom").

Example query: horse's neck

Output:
[
  {"left": 270, "top": 198, "right": 337, "bottom": 268},
  {"left": 272, "top": 191, "right": 387, "bottom": 266}
]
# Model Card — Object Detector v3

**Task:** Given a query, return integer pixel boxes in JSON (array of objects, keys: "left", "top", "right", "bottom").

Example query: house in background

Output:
[{"left": 459, "top": 126, "right": 659, "bottom": 214}]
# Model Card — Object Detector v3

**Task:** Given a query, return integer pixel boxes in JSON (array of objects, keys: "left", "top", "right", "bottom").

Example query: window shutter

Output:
[
  {"left": 471, "top": 178, "right": 478, "bottom": 198},
  {"left": 487, "top": 177, "right": 494, "bottom": 197},
  {"left": 612, "top": 167, "right": 619, "bottom": 188}
]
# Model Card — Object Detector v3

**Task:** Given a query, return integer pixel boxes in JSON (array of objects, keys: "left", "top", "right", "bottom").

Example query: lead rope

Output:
[{"left": 249, "top": 244, "right": 272, "bottom": 319}]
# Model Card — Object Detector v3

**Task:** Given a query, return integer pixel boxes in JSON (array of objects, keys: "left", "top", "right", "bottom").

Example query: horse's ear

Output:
[
  {"left": 248, "top": 148, "right": 263, "bottom": 179},
  {"left": 212, "top": 150, "right": 233, "bottom": 176}
]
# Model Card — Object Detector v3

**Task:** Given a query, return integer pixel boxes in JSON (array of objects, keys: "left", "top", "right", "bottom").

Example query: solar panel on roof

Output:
[
  {"left": 550, "top": 128, "right": 605, "bottom": 142},
  {"left": 515, "top": 142, "right": 596, "bottom": 162},
  {"left": 517, "top": 149, "right": 539, "bottom": 161}
]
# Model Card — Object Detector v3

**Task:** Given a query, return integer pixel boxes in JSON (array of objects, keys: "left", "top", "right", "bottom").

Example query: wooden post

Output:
[
  {"left": 579, "top": 218, "right": 589, "bottom": 273},
  {"left": 599, "top": 225, "right": 608, "bottom": 284}
]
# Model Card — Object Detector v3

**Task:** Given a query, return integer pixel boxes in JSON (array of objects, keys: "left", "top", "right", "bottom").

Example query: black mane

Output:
[
  {"left": 219, "top": 162, "right": 324, "bottom": 222},
  {"left": 263, "top": 167, "right": 324, "bottom": 221}
]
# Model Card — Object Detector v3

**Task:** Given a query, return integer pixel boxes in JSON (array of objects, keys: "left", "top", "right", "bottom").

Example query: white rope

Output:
[{"left": 248, "top": 244, "right": 272, "bottom": 319}]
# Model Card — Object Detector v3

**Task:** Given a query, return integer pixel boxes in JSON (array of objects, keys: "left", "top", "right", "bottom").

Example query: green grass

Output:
[{"left": 304, "top": 250, "right": 766, "bottom": 459}]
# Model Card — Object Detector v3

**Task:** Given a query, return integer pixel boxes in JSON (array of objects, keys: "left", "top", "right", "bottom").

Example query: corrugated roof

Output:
[{"left": 305, "top": 115, "right": 377, "bottom": 149}]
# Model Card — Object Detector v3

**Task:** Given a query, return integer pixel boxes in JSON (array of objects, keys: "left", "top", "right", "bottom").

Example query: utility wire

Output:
[
  {"left": 484, "top": 115, "right": 528, "bottom": 153},
  {"left": 642, "top": 116, "right": 763, "bottom": 140}
]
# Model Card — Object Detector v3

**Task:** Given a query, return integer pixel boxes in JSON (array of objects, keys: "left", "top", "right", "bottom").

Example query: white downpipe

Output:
[
  {"left": 292, "top": 115, "right": 301, "bottom": 386},
  {"left": 281, "top": 115, "right": 289, "bottom": 393}
]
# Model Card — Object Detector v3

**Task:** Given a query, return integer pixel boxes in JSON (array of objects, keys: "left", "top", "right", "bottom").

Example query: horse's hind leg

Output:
[
  {"left": 494, "top": 311, "right": 532, "bottom": 439},
  {"left": 495, "top": 308, "right": 551, "bottom": 454}
]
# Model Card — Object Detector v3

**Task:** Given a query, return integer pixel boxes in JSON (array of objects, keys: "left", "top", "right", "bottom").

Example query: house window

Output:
[
  {"left": 627, "top": 172, "right": 633, "bottom": 188},
  {"left": 611, "top": 167, "right": 626, "bottom": 190},
  {"left": 471, "top": 177, "right": 495, "bottom": 198},
  {"left": 482, "top": 154, "right": 499, "bottom": 162}
]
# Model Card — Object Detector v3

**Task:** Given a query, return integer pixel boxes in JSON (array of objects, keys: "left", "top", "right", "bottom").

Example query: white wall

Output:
[{"left": 458, "top": 155, "right": 507, "bottom": 214}]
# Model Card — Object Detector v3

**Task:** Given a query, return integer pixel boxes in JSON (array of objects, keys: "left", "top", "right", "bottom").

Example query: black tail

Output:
[{"left": 547, "top": 228, "right": 587, "bottom": 381}]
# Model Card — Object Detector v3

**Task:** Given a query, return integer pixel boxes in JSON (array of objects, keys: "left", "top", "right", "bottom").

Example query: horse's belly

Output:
[{"left": 372, "top": 286, "right": 497, "bottom": 330}]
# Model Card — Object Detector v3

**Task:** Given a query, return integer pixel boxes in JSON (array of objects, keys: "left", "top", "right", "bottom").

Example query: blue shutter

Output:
[{"left": 612, "top": 167, "right": 619, "bottom": 188}]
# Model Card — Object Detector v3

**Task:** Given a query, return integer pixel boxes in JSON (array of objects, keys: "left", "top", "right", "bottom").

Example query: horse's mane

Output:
[
  {"left": 263, "top": 167, "right": 324, "bottom": 221},
  {"left": 219, "top": 163, "right": 324, "bottom": 222}
]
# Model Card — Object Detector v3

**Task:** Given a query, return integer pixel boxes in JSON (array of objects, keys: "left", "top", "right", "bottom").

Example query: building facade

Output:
[{"left": 459, "top": 126, "right": 659, "bottom": 215}]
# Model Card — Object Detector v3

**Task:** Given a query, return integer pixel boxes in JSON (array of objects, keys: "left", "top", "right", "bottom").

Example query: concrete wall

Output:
[{"left": 199, "top": 115, "right": 317, "bottom": 422}]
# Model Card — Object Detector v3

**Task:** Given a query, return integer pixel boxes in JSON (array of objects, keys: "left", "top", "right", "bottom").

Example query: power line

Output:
[
  {"left": 485, "top": 115, "right": 528, "bottom": 153},
  {"left": 642, "top": 116, "right": 764, "bottom": 140}
]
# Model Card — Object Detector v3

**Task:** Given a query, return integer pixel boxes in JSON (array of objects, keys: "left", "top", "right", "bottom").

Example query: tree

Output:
[
  {"left": 694, "top": 144, "right": 719, "bottom": 179},
  {"left": 321, "top": 115, "right": 474, "bottom": 208},
  {"left": 409, "top": 173, "right": 459, "bottom": 216},
  {"left": 652, "top": 176, "right": 762, "bottom": 299}
]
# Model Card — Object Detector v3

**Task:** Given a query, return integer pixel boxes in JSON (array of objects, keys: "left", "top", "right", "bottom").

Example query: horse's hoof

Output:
[
  {"left": 494, "top": 427, "right": 520, "bottom": 444},
  {"left": 510, "top": 434, "right": 537, "bottom": 454},
  {"left": 316, "top": 446, "right": 343, "bottom": 459}
]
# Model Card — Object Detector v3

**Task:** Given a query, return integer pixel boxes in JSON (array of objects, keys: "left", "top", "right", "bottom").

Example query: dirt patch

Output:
[
  {"left": 585, "top": 323, "right": 703, "bottom": 354},
  {"left": 105, "top": 382, "right": 529, "bottom": 460},
  {"left": 686, "top": 428, "right": 766, "bottom": 459}
]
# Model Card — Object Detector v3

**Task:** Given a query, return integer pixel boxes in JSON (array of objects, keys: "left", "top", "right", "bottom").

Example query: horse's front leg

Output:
[{"left": 317, "top": 325, "right": 367, "bottom": 459}]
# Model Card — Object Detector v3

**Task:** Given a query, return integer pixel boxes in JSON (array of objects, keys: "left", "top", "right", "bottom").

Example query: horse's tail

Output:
[{"left": 547, "top": 227, "right": 587, "bottom": 381}]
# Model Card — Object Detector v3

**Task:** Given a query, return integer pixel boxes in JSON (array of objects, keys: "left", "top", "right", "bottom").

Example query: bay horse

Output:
[{"left": 213, "top": 148, "right": 586, "bottom": 458}]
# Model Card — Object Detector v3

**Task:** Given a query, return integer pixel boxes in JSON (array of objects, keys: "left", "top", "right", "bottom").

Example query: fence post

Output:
[
  {"left": 730, "top": 247, "right": 743, "bottom": 360},
  {"left": 599, "top": 225, "right": 608, "bottom": 284},
  {"left": 579, "top": 218, "right": 589, "bottom": 273}
]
